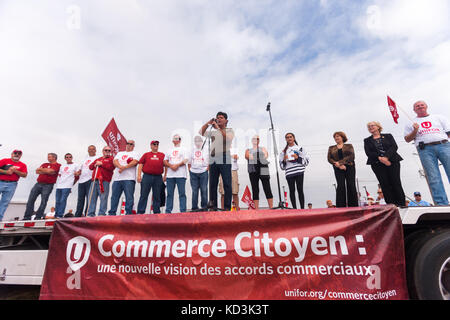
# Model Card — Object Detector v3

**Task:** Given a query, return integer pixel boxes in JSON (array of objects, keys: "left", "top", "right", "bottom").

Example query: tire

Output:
[
  {"left": 410, "top": 230, "right": 450, "bottom": 300},
  {"left": 404, "top": 229, "right": 436, "bottom": 299}
]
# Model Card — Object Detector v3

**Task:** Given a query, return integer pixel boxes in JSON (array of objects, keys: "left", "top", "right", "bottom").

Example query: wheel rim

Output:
[{"left": 439, "top": 257, "right": 450, "bottom": 300}]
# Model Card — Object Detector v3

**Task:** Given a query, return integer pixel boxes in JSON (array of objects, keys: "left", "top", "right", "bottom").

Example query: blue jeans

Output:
[
  {"left": 166, "top": 177, "right": 186, "bottom": 213},
  {"left": 23, "top": 183, "right": 54, "bottom": 220},
  {"left": 109, "top": 180, "right": 136, "bottom": 215},
  {"left": 75, "top": 180, "right": 92, "bottom": 217},
  {"left": 209, "top": 162, "right": 232, "bottom": 210},
  {"left": 0, "top": 181, "right": 18, "bottom": 221},
  {"left": 55, "top": 188, "right": 72, "bottom": 218},
  {"left": 87, "top": 180, "right": 110, "bottom": 217},
  {"left": 137, "top": 174, "right": 162, "bottom": 214},
  {"left": 418, "top": 142, "right": 450, "bottom": 205},
  {"left": 190, "top": 171, "right": 208, "bottom": 210}
]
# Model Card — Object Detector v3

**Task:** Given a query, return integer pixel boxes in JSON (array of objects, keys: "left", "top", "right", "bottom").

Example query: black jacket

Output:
[{"left": 364, "top": 133, "right": 403, "bottom": 165}]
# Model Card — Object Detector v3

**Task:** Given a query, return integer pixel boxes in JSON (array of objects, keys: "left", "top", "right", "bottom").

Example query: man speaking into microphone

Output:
[{"left": 199, "top": 112, "right": 235, "bottom": 211}]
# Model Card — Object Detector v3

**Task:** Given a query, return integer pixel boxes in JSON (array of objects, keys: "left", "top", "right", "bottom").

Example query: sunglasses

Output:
[
  {"left": 127, "top": 143, "right": 134, "bottom": 146},
  {"left": 104, "top": 149, "right": 112, "bottom": 152}
]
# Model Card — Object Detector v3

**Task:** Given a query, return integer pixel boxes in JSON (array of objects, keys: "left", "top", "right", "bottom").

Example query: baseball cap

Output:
[{"left": 414, "top": 192, "right": 421, "bottom": 196}]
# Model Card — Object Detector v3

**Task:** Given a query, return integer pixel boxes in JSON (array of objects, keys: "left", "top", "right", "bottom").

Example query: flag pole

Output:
[
  {"left": 397, "top": 104, "right": 415, "bottom": 123},
  {"left": 84, "top": 166, "right": 99, "bottom": 217}
]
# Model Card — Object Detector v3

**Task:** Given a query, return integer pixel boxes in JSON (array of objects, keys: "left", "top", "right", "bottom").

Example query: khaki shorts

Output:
[{"left": 219, "top": 170, "right": 239, "bottom": 195}]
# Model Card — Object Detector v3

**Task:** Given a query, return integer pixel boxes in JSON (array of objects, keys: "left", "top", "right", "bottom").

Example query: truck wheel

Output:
[
  {"left": 411, "top": 230, "right": 450, "bottom": 300},
  {"left": 404, "top": 230, "right": 435, "bottom": 299}
]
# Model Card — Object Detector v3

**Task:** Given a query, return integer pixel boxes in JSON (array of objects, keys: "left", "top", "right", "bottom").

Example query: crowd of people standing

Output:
[{"left": 0, "top": 101, "right": 448, "bottom": 221}]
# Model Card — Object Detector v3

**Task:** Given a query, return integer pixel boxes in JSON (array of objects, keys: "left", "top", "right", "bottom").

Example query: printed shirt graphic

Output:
[
  {"left": 0, "top": 158, "right": 27, "bottom": 182},
  {"left": 78, "top": 156, "right": 97, "bottom": 184},
  {"left": 404, "top": 114, "right": 450, "bottom": 146},
  {"left": 164, "top": 146, "right": 188, "bottom": 178},
  {"left": 56, "top": 163, "right": 79, "bottom": 189},
  {"left": 139, "top": 152, "right": 165, "bottom": 175},
  {"left": 189, "top": 147, "right": 209, "bottom": 174},
  {"left": 113, "top": 151, "right": 140, "bottom": 181}
]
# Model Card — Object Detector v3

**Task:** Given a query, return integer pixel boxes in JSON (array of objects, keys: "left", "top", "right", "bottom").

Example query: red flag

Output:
[
  {"left": 387, "top": 95, "right": 399, "bottom": 124},
  {"left": 241, "top": 185, "right": 256, "bottom": 210},
  {"left": 101, "top": 118, "right": 127, "bottom": 156}
]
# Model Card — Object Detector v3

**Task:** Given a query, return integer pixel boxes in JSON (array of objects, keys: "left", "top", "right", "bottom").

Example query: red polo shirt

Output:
[
  {"left": 89, "top": 156, "right": 115, "bottom": 182},
  {"left": 0, "top": 158, "right": 28, "bottom": 182},
  {"left": 37, "top": 162, "right": 61, "bottom": 184},
  {"left": 139, "top": 152, "right": 165, "bottom": 175}
]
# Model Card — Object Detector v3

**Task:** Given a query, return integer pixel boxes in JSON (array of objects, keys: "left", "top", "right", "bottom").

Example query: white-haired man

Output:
[{"left": 404, "top": 100, "right": 450, "bottom": 205}]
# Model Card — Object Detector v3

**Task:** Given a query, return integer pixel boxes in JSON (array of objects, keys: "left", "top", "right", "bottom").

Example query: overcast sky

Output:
[{"left": 1, "top": 0, "right": 449, "bottom": 212}]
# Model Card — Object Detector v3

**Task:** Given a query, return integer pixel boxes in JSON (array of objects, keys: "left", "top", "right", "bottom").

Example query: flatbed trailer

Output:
[{"left": 1, "top": 206, "right": 449, "bottom": 300}]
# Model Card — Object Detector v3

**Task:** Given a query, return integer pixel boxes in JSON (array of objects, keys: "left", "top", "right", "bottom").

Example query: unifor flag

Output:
[
  {"left": 387, "top": 96, "right": 399, "bottom": 124},
  {"left": 241, "top": 185, "right": 256, "bottom": 209},
  {"left": 101, "top": 118, "right": 127, "bottom": 156}
]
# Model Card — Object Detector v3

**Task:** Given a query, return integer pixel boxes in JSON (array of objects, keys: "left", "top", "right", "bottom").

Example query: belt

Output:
[
  {"left": 0, "top": 180, "right": 17, "bottom": 183},
  {"left": 424, "top": 140, "right": 448, "bottom": 146}
]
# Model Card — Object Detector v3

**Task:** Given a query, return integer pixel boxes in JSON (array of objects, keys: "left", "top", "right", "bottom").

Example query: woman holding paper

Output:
[
  {"left": 364, "top": 121, "right": 406, "bottom": 206},
  {"left": 279, "top": 133, "right": 309, "bottom": 209}
]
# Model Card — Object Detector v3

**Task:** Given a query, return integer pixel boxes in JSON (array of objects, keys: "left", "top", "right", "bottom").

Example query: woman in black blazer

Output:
[{"left": 364, "top": 121, "right": 406, "bottom": 206}]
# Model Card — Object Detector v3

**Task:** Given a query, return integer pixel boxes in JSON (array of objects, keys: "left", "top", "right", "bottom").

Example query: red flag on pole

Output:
[
  {"left": 241, "top": 185, "right": 256, "bottom": 210},
  {"left": 364, "top": 186, "right": 370, "bottom": 198},
  {"left": 387, "top": 95, "right": 399, "bottom": 124},
  {"left": 101, "top": 118, "right": 127, "bottom": 156}
]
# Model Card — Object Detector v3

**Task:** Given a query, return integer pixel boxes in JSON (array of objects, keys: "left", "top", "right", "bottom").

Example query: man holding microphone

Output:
[{"left": 199, "top": 112, "right": 235, "bottom": 211}]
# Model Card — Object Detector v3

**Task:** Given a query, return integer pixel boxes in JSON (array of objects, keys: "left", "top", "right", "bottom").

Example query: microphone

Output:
[{"left": 266, "top": 102, "right": 271, "bottom": 111}]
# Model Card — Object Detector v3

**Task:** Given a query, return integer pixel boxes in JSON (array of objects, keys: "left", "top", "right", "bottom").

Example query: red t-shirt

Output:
[
  {"left": 37, "top": 162, "right": 61, "bottom": 184},
  {"left": 139, "top": 152, "right": 165, "bottom": 175},
  {"left": 89, "top": 156, "right": 115, "bottom": 182},
  {"left": 0, "top": 158, "right": 28, "bottom": 182}
]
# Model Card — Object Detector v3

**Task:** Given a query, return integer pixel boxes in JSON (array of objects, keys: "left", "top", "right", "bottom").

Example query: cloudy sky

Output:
[{"left": 1, "top": 0, "right": 449, "bottom": 213}]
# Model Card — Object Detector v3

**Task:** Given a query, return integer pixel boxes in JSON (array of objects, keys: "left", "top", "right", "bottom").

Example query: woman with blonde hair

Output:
[
  {"left": 245, "top": 135, "right": 273, "bottom": 209},
  {"left": 327, "top": 131, "right": 358, "bottom": 207},
  {"left": 363, "top": 121, "right": 406, "bottom": 206}
]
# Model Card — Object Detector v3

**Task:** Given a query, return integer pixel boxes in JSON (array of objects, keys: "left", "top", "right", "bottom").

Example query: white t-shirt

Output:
[
  {"left": 231, "top": 148, "right": 239, "bottom": 171},
  {"left": 78, "top": 155, "right": 97, "bottom": 184},
  {"left": 189, "top": 146, "right": 209, "bottom": 174},
  {"left": 164, "top": 146, "right": 188, "bottom": 178},
  {"left": 113, "top": 151, "right": 140, "bottom": 181},
  {"left": 56, "top": 163, "right": 79, "bottom": 189},
  {"left": 404, "top": 114, "right": 450, "bottom": 146}
]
